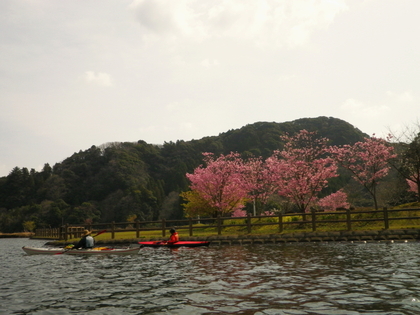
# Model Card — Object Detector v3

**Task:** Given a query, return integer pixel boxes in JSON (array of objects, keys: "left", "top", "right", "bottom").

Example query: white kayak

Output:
[{"left": 22, "top": 246, "right": 139, "bottom": 255}]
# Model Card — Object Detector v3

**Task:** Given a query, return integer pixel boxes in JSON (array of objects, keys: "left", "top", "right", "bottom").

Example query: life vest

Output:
[
  {"left": 168, "top": 232, "right": 179, "bottom": 243},
  {"left": 85, "top": 235, "right": 94, "bottom": 248}
]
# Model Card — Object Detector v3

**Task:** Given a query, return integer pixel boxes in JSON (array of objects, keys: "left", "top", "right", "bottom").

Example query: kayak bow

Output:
[
  {"left": 22, "top": 246, "right": 139, "bottom": 255},
  {"left": 139, "top": 241, "right": 210, "bottom": 248}
]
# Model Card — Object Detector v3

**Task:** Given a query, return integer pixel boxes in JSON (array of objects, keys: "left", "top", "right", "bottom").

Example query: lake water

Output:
[{"left": 1, "top": 238, "right": 420, "bottom": 315}]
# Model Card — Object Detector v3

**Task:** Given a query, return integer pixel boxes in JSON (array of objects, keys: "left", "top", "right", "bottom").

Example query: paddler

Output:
[
  {"left": 167, "top": 228, "right": 179, "bottom": 244},
  {"left": 73, "top": 230, "right": 95, "bottom": 249}
]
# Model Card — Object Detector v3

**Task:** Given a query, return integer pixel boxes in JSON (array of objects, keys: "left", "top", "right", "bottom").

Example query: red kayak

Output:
[{"left": 139, "top": 241, "right": 210, "bottom": 248}]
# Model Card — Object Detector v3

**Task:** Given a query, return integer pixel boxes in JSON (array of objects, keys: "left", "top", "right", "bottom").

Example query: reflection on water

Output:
[{"left": 1, "top": 238, "right": 420, "bottom": 314}]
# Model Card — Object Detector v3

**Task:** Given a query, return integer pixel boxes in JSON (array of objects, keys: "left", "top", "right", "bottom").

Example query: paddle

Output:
[
  {"left": 55, "top": 229, "right": 107, "bottom": 255},
  {"left": 137, "top": 241, "right": 166, "bottom": 248}
]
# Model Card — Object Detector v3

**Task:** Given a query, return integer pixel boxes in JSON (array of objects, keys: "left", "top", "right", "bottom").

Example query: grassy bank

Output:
[
  {"left": 34, "top": 203, "right": 420, "bottom": 243},
  {"left": 62, "top": 218, "right": 420, "bottom": 243},
  {"left": 0, "top": 232, "right": 34, "bottom": 238}
]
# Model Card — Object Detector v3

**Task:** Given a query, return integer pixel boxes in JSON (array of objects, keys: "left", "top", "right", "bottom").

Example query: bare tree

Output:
[{"left": 388, "top": 121, "right": 420, "bottom": 201}]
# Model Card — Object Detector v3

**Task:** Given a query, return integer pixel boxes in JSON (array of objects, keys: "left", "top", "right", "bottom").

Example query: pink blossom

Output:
[
  {"left": 231, "top": 209, "right": 247, "bottom": 217},
  {"left": 332, "top": 135, "right": 396, "bottom": 210},
  {"left": 261, "top": 210, "right": 276, "bottom": 216},
  {"left": 240, "top": 157, "right": 277, "bottom": 215},
  {"left": 318, "top": 190, "right": 350, "bottom": 211},
  {"left": 407, "top": 178, "right": 418, "bottom": 195},
  {"left": 267, "top": 130, "right": 338, "bottom": 213},
  {"left": 186, "top": 152, "right": 248, "bottom": 216}
]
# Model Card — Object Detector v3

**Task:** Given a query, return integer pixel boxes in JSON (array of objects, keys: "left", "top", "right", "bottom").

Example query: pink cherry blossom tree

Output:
[
  {"left": 387, "top": 124, "right": 420, "bottom": 201},
  {"left": 231, "top": 209, "right": 247, "bottom": 217},
  {"left": 318, "top": 189, "right": 350, "bottom": 211},
  {"left": 267, "top": 130, "right": 338, "bottom": 213},
  {"left": 186, "top": 152, "right": 248, "bottom": 217},
  {"left": 407, "top": 178, "right": 418, "bottom": 196},
  {"left": 240, "top": 157, "right": 277, "bottom": 215},
  {"left": 332, "top": 135, "right": 396, "bottom": 210}
]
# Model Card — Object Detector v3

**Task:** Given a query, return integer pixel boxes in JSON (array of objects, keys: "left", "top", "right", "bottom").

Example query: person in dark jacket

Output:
[{"left": 73, "top": 230, "right": 95, "bottom": 249}]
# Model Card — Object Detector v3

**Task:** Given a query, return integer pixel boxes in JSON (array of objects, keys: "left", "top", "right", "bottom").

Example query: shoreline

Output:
[
  {"left": 43, "top": 228, "right": 420, "bottom": 246},
  {"left": 0, "top": 233, "right": 34, "bottom": 238}
]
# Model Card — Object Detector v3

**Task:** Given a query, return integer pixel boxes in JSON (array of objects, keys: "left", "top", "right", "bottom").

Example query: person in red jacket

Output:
[{"left": 167, "top": 228, "right": 179, "bottom": 244}]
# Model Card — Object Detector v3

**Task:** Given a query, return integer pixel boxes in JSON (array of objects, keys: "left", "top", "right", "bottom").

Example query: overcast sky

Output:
[{"left": 1, "top": 0, "right": 419, "bottom": 177}]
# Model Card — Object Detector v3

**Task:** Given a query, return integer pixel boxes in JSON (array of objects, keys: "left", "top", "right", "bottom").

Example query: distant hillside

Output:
[
  {"left": 213, "top": 116, "right": 367, "bottom": 157},
  {"left": 0, "top": 116, "right": 369, "bottom": 232}
]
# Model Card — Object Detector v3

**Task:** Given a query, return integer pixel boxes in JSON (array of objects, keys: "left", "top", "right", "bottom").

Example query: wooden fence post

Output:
[
  {"left": 162, "top": 219, "right": 166, "bottom": 237},
  {"left": 217, "top": 216, "right": 222, "bottom": 235},
  {"left": 64, "top": 224, "right": 69, "bottom": 241},
  {"left": 383, "top": 207, "right": 389, "bottom": 230},
  {"left": 346, "top": 209, "right": 352, "bottom": 231},
  {"left": 189, "top": 218, "right": 193, "bottom": 236},
  {"left": 278, "top": 213, "right": 283, "bottom": 233},
  {"left": 247, "top": 213, "right": 252, "bottom": 234},
  {"left": 136, "top": 220, "right": 140, "bottom": 238},
  {"left": 311, "top": 210, "right": 316, "bottom": 232}
]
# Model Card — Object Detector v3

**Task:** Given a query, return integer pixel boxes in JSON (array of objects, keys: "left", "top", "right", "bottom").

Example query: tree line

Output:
[{"left": 0, "top": 116, "right": 419, "bottom": 233}]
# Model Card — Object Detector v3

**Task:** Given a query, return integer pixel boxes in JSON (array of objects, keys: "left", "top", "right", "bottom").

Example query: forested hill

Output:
[{"left": 0, "top": 116, "right": 367, "bottom": 232}]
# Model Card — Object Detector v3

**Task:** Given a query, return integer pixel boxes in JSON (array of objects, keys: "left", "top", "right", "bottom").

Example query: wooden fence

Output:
[
  {"left": 35, "top": 207, "right": 420, "bottom": 240},
  {"left": 35, "top": 226, "right": 85, "bottom": 240}
]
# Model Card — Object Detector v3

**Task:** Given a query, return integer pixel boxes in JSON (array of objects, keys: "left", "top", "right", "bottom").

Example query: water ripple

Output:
[{"left": 2, "top": 239, "right": 420, "bottom": 314}]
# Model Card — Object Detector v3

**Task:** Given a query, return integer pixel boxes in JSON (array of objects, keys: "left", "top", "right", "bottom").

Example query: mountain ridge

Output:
[{"left": 0, "top": 116, "right": 372, "bottom": 232}]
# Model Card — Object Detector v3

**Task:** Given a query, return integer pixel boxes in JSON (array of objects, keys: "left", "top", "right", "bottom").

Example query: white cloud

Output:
[
  {"left": 179, "top": 122, "right": 193, "bottom": 130},
  {"left": 0, "top": 164, "right": 8, "bottom": 177},
  {"left": 130, "top": 0, "right": 182, "bottom": 34},
  {"left": 201, "top": 58, "right": 220, "bottom": 68},
  {"left": 165, "top": 101, "right": 181, "bottom": 112},
  {"left": 340, "top": 98, "right": 364, "bottom": 111},
  {"left": 386, "top": 90, "right": 414, "bottom": 103},
  {"left": 2, "top": 0, "right": 420, "bottom": 177},
  {"left": 341, "top": 98, "right": 390, "bottom": 117},
  {"left": 286, "top": 0, "right": 348, "bottom": 46},
  {"left": 278, "top": 74, "right": 297, "bottom": 81},
  {"left": 129, "top": 0, "right": 348, "bottom": 47},
  {"left": 84, "top": 71, "right": 113, "bottom": 87}
]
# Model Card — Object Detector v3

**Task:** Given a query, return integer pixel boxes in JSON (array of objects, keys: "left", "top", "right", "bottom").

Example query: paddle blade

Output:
[{"left": 93, "top": 229, "right": 107, "bottom": 237}]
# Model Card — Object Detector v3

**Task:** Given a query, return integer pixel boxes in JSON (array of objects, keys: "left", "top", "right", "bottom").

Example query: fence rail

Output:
[{"left": 34, "top": 207, "right": 420, "bottom": 240}]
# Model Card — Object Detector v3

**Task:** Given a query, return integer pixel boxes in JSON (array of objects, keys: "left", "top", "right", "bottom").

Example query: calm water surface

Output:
[{"left": 1, "top": 238, "right": 420, "bottom": 314}]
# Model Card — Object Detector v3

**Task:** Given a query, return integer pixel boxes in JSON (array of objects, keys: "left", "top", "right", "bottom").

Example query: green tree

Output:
[
  {"left": 180, "top": 190, "right": 218, "bottom": 218},
  {"left": 67, "top": 202, "right": 101, "bottom": 224},
  {"left": 23, "top": 221, "right": 36, "bottom": 232}
]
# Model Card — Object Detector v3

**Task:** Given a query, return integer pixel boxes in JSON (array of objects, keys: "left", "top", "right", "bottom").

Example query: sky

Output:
[{"left": 1, "top": 0, "right": 419, "bottom": 177}]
